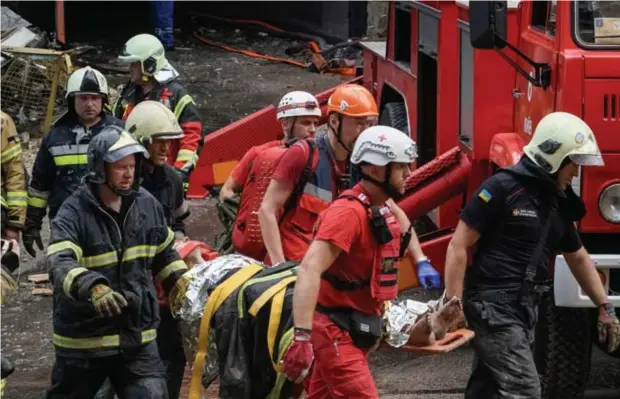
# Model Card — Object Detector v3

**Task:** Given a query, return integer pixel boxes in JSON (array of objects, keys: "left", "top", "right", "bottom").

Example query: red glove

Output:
[{"left": 280, "top": 327, "right": 314, "bottom": 383}]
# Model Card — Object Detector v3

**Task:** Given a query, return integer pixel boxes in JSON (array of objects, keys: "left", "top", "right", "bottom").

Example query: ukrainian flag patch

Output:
[{"left": 478, "top": 189, "right": 492, "bottom": 203}]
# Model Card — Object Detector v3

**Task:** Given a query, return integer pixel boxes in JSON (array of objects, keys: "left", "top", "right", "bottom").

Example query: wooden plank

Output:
[
  {"left": 27, "top": 273, "right": 49, "bottom": 283},
  {"left": 32, "top": 287, "right": 53, "bottom": 296},
  {"left": 1, "top": 46, "right": 64, "bottom": 56}
]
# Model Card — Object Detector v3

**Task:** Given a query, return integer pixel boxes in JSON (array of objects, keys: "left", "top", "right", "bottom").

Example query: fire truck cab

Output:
[{"left": 360, "top": 0, "right": 620, "bottom": 397}]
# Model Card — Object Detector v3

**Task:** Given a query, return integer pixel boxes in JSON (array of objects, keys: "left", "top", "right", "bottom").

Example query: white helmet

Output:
[
  {"left": 118, "top": 34, "right": 167, "bottom": 76},
  {"left": 351, "top": 125, "right": 417, "bottom": 166},
  {"left": 523, "top": 112, "right": 604, "bottom": 174},
  {"left": 65, "top": 66, "right": 108, "bottom": 99},
  {"left": 125, "top": 101, "right": 184, "bottom": 145},
  {"left": 276, "top": 91, "right": 321, "bottom": 121}
]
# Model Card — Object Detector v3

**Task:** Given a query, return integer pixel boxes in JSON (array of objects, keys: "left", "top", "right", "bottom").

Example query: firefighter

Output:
[
  {"left": 114, "top": 33, "right": 204, "bottom": 194},
  {"left": 23, "top": 66, "right": 122, "bottom": 258},
  {"left": 46, "top": 125, "right": 188, "bottom": 398},
  {"left": 1, "top": 111, "right": 27, "bottom": 242},
  {"left": 125, "top": 100, "right": 189, "bottom": 399},
  {"left": 220, "top": 91, "right": 321, "bottom": 259},
  {"left": 281, "top": 125, "right": 417, "bottom": 398},
  {"left": 443, "top": 112, "right": 620, "bottom": 398}
]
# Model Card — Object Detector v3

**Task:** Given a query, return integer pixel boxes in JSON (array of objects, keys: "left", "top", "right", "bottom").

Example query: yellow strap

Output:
[
  {"left": 267, "top": 287, "right": 286, "bottom": 371},
  {"left": 248, "top": 276, "right": 297, "bottom": 317},
  {"left": 188, "top": 264, "right": 263, "bottom": 399}
]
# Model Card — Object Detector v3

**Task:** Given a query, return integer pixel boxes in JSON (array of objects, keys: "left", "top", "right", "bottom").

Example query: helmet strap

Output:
[
  {"left": 334, "top": 115, "right": 352, "bottom": 153},
  {"left": 360, "top": 164, "right": 402, "bottom": 200}
]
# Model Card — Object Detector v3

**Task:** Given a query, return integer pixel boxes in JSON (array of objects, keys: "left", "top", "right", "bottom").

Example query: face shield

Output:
[{"left": 566, "top": 135, "right": 605, "bottom": 167}]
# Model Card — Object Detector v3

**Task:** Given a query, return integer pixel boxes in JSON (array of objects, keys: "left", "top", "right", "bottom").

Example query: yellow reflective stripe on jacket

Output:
[
  {"left": 82, "top": 251, "right": 118, "bottom": 269},
  {"left": 173, "top": 94, "right": 195, "bottom": 120},
  {"left": 122, "top": 245, "right": 157, "bottom": 262},
  {"left": 52, "top": 328, "right": 157, "bottom": 349},
  {"left": 157, "top": 228, "right": 175, "bottom": 254},
  {"left": 6, "top": 191, "right": 27, "bottom": 207},
  {"left": 53, "top": 154, "right": 88, "bottom": 166},
  {"left": 176, "top": 149, "right": 195, "bottom": 162},
  {"left": 27, "top": 196, "right": 48, "bottom": 208},
  {"left": 62, "top": 267, "right": 88, "bottom": 296},
  {"left": 0, "top": 196, "right": 7, "bottom": 208},
  {"left": 155, "top": 260, "right": 187, "bottom": 283},
  {"left": 48, "top": 240, "right": 83, "bottom": 261},
  {"left": 1, "top": 143, "right": 21, "bottom": 162}
]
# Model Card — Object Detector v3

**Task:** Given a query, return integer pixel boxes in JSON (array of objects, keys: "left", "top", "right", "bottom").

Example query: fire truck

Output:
[{"left": 187, "top": 0, "right": 619, "bottom": 397}]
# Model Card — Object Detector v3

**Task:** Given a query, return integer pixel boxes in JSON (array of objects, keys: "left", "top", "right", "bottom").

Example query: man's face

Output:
[
  {"left": 388, "top": 162, "right": 412, "bottom": 195},
  {"left": 104, "top": 155, "right": 136, "bottom": 192},
  {"left": 556, "top": 160, "right": 579, "bottom": 190},
  {"left": 284, "top": 116, "right": 320, "bottom": 140},
  {"left": 129, "top": 62, "right": 143, "bottom": 85},
  {"left": 331, "top": 114, "right": 376, "bottom": 150},
  {"left": 148, "top": 139, "right": 171, "bottom": 166},
  {"left": 74, "top": 94, "right": 102, "bottom": 122}
]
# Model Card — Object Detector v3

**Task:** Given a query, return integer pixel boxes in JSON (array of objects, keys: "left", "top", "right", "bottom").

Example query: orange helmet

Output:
[{"left": 327, "top": 84, "right": 378, "bottom": 118}]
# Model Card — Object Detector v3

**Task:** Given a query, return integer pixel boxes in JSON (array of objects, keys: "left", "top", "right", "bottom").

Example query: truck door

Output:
[{"left": 514, "top": 0, "right": 559, "bottom": 141}]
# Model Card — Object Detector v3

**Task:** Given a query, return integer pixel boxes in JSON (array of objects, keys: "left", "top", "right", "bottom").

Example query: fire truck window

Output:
[
  {"left": 575, "top": 1, "right": 620, "bottom": 47},
  {"left": 531, "top": 0, "right": 556, "bottom": 37},
  {"left": 459, "top": 26, "right": 474, "bottom": 149},
  {"left": 394, "top": 5, "right": 411, "bottom": 67}
]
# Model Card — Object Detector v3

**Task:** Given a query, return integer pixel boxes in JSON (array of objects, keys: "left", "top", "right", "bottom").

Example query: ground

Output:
[{"left": 2, "top": 28, "right": 619, "bottom": 399}]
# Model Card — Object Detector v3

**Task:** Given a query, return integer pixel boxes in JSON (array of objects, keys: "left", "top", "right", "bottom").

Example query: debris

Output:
[
  {"left": 1, "top": 7, "right": 41, "bottom": 67},
  {"left": 31, "top": 287, "right": 53, "bottom": 296},
  {"left": 27, "top": 274, "right": 49, "bottom": 284}
]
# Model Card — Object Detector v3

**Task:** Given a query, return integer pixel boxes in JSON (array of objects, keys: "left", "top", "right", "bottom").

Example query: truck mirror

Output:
[{"left": 469, "top": 1, "right": 508, "bottom": 49}]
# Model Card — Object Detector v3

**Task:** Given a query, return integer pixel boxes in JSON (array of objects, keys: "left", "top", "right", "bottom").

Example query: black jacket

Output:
[
  {"left": 26, "top": 114, "right": 123, "bottom": 229},
  {"left": 140, "top": 164, "right": 189, "bottom": 236},
  {"left": 46, "top": 184, "right": 187, "bottom": 358}
]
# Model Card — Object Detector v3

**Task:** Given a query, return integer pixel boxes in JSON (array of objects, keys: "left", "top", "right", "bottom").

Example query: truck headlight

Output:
[{"left": 599, "top": 183, "right": 620, "bottom": 223}]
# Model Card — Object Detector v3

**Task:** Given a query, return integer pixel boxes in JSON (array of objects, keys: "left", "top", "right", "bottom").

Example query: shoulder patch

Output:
[{"left": 478, "top": 188, "right": 493, "bottom": 203}]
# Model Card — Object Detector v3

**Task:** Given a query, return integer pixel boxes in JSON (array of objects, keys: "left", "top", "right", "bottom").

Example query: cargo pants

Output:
[
  {"left": 46, "top": 341, "right": 168, "bottom": 399},
  {"left": 463, "top": 291, "right": 541, "bottom": 399}
]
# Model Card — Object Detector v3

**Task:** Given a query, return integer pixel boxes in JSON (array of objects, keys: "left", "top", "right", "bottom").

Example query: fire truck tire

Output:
[
  {"left": 535, "top": 294, "right": 592, "bottom": 399},
  {"left": 379, "top": 102, "right": 408, "bottom": 135}
]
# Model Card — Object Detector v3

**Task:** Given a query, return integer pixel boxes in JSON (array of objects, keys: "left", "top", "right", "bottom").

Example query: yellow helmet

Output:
[
  {"left": 125, "top": 101, "right": 184, "bottom": 145},
  {"left": 118, "top": 34, "right": 167, "bottom": 76}
]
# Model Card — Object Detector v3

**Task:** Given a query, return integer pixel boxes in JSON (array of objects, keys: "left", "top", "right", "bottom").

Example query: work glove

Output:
[
  {"left": 417, "top": 258, "right": 441, "bottom": 290},
  {"left": 22, "top": 227, "right": 43, "bottom": 258},
  {"left": 90, "top": 284, "right": 128, "bottom": 318},
  {"left": 597, "top": 303, "right": 620, "bottom": 353},
  {"left": 280, "top": 327, "right": 314, "bottom": 384}
]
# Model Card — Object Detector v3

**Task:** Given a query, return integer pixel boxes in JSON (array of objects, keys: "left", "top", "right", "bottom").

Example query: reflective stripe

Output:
[
  {"left": 157, "top": 228, "right": 175, "bottom": 253},
  {"left": 52, "top": 328, "right": 157, "bottom": 349},
  {"left": 28, "top": 187, "right": 50, "bottom": 199},
  {"left": 121, "top": 228, "right": 174, "bottom": 262},
  {"left": 48, "top": 144, "right": 89, "bottom": 156},
  {"left": 62, "top": 267, "right": 88, "bottom": 296},
  {"left": 1, "top": 143, "right": 21, "bottom": 162},
  {"left": 0, "top": 196, "right": 7, "bottom": 208},
  {"left": 54, "top": 154, "right": 88, "bottom": 166},
  {"left": 6, "top": 191, "right": 27, "bottom": 207},
  {"left": 27, "top": 196, "right": 48, "bottom": 208},
  {"left": 173, "top": 94, "right": 195, "bottom": 120},
  {"left": 82, "top": 251, "right": 118, "bottom": 268},
  {"left": 48, "top": 240, "right": 83, "bottom": 261},
  {"left": 303, "top": 182, "right": 332, "bottom": 202},
  {"left": 176, "top": 149, "right": 195, "bottom": 162},
  {"left": 155, "top": 260, "right": 187, "bottom": 283}
]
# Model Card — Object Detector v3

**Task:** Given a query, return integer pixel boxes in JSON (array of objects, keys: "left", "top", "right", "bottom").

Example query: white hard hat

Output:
[
  {"left": 523, "top": 112, "right": 604, "bottom": 173},
  {"left": 351, "top": 125, "right": 417, "bottom": 166},
  {"left": 276, "top": 91, "right": 321, "bottom": 120},
  {"left": 125, "top": 101, "right": 184, "bottom": 144},
  {"left": 118, "top": 34, "right": 167, "bottom": 76},
  {"left": 65, "top": 66, "right": 108, "bottom": 99}
]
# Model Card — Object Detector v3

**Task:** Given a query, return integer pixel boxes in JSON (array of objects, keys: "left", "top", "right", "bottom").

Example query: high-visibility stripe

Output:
[
  {"left": 49, "top": 144, "right": 89, "bottom": 156},
  {"left": 27, "top": 196, "right": 48, "bottom": 208},
  {"left": 0, "top": 196, "right": 7, "bottom": 208},
  {"left": 52, "top": 328, "right": 157, "bottom": 349},
  {"left": 303, "top": 182, "right": 333, "bottom": 202},
  {"left": 155, "top": 260, "right": 187, "bottom": 283},
  {"left": 1, "top": 143, "right": 21, "bottom": 162},
  {"left": 157, "top": 228, "right": 175, "bottom": 253},
  {"left": 48, "top": 240, "right": 83, "bottom": 261},
  {"left": 62, "top": 267, "right": 88, "bottom": 296},
  {"left": 82, "top": 251, "right": 118, "bottom": 269},
  {"left": 176, "top": 149, "right": 195, "bottom": 162},
  {"left": 6, "top": 191, "right": 27, "bottom": 207},
  {"left": 54, "top": 154, "right": 88, "bottom": 166},
  {"left": 173, "top": 94, "right": 195, "bottom": 120},
  {"left": 122, "top": 245, "right": 157, "bottom": 262}
]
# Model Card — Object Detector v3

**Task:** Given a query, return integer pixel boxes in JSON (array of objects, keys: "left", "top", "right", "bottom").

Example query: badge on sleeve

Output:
[{"left": 478, "top": 188, "right": 493, "bottom": 203}]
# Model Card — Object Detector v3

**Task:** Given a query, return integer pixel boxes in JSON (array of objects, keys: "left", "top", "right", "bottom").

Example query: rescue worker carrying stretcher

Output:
[
  {"left": 1, "top": 111, "right": 27, "bottom": 242},
  {"left": 281, "top": 125, "right": 418, "bottom": 398},
  {"left": 220, "top": 91, "right": 321, "bottom": 260},
  {"left": 24, "top": 66, "right": 123, "bottom": 258},
  {"left": 444, "top": 112, "right": 620, "bottom": 399},
  {"left": 114, "top": 33, "right": 204, "bottom": 194},
  {"left": 45, "top": 126, "right": 188, "bottom": 398}
]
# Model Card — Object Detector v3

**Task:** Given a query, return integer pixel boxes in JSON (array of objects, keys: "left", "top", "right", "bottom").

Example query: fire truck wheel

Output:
[
  {"left": 534, "top": 294, "right": 592, "bottom": 399},
  {"left": 379, "top": 102, "right": 408, "bottom": 135}
]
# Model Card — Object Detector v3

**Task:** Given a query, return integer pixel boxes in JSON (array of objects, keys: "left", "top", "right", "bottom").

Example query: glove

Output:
[
  {"left": 22, "top": 227, "right": 43, "bottom": 258},
  {"left": 1, "top": 239, "right": 20, "bottom": 274},
  {"left": 417, "top": 258, "right": 441, "bottom": 290},
  {"left": 280, "top": 327, "right": 314, "bottom": 384},
  {"left": 90, "top": 284, "right": 128, "bottom": 317},
  {"left": 175, "top": 168, "right": 190, "bottom": 193},
  {"left": 597, "top": 303, "right": 620, "bottom": 353}
]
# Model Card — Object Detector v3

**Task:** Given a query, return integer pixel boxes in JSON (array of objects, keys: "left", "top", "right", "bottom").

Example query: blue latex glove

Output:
[{"left": 417, "top": 258, "right": 441, "bottom": 290}]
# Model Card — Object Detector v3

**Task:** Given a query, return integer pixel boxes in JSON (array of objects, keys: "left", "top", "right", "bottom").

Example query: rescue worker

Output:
[
  {"left": 152, "top": 1, "right": 175, "bottom": 50},
  {"left": 220, "top": 91, "right": 321, "bottom": 260},
  {"left": 443, "top": 112, "right": 620, "bottom": 398},
  {"left": 46, "top": 125, "right": 188, "bottom": 398},
  {"left": 114, "top": 33, "right": 204, "bottom": 194},
  {"left": 23, "top": 66, "right": 122, "bottom": 258},
  {"left": 1, "top": 111, "right": 27, "bottom": 242},
  {"left": 281, "top": 125, "right": 417, "bottom": 398}
]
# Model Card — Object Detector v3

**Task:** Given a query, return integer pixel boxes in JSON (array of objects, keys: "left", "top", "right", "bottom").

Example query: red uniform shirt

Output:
[{"left": 231, "top": 140, "right": 281, "bottom": 184}]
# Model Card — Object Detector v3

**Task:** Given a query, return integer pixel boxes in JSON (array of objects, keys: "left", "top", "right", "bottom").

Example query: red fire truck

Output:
[{"left": 187, "top": 1, "right": 619, "bottom": 397}]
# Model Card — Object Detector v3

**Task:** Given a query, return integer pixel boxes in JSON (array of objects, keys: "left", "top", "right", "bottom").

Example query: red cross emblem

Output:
[{"left": 378, "top": 134, "right": 387, "bottom": 142}]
